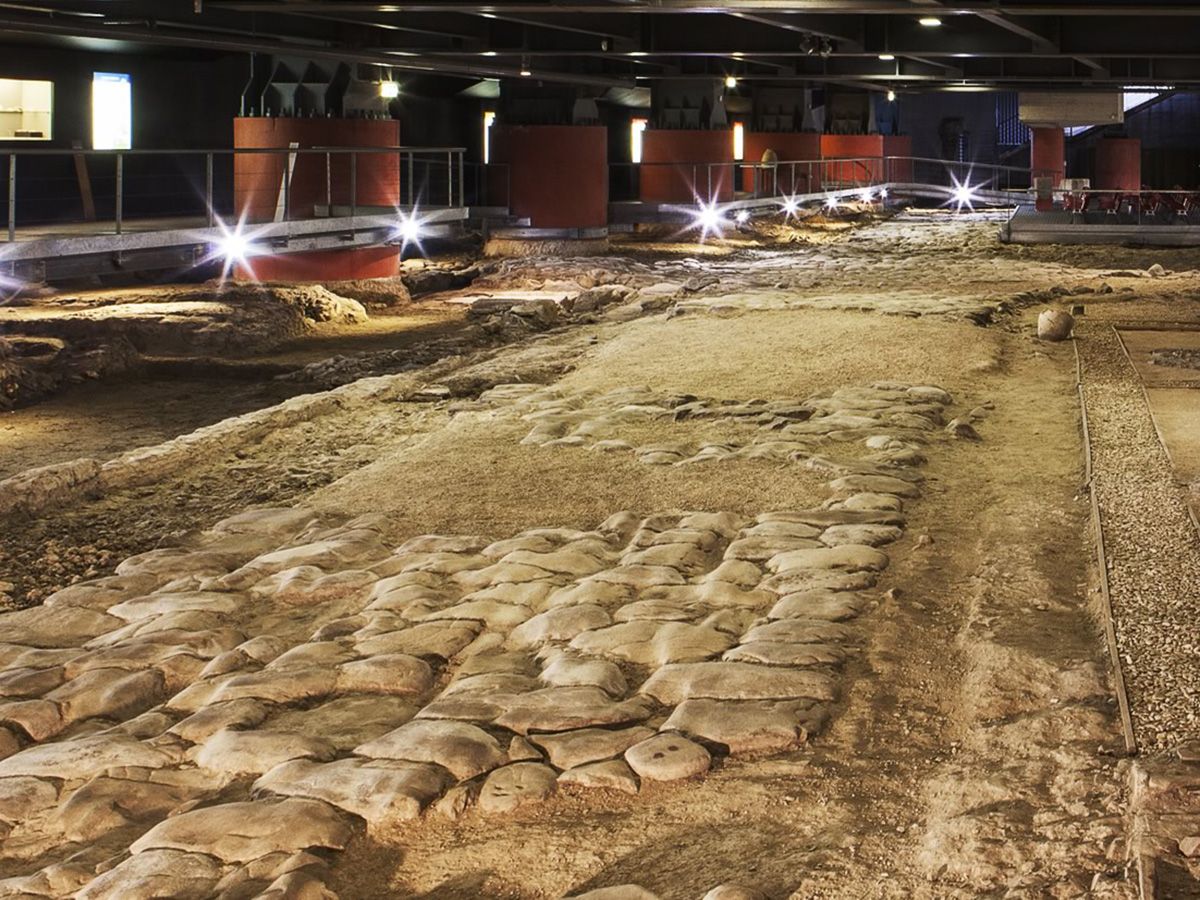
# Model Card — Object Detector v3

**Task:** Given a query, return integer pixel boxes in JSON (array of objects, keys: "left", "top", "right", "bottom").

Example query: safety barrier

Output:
[{"left": 1, "top": 146, "right": 506, "bottom": 242}]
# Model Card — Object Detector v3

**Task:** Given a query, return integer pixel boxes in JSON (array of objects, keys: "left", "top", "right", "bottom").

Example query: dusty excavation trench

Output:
[{"left": 0, "top": 212, "right": 1197, "bottom": 899}]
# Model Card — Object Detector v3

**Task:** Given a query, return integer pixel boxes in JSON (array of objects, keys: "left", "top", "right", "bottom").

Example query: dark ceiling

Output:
[{"left": 6, "top": 1, "right": 1200, "bottom": 92}]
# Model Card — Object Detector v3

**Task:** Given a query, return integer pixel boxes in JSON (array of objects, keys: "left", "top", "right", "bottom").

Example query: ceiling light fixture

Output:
[
  {"left": 724, "top": 75, "right": 738, "bottom": 89},
  {"left": 887, "top": 90, "right": 896, "bottom": 101},
  {"left": 919, "top": 16, "right": 942, "bottom": 27},
  {"left": 379, "top": 80, "right": 400, "bottom": 99},
  {"left": 879, "top": 53, "right": 895, "bottom": 61},
  {"left": 519, "top": 55, "right": 532, "bottom": 76}
]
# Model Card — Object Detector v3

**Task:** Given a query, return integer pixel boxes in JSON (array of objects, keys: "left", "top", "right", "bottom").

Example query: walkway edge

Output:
[{"left": 1074, "top": 336, "right": 1138, "bottom": 758}]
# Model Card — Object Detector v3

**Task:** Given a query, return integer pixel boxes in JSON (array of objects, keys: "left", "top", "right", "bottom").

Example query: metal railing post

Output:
[
  {"left": 282, "top": 149, "right": 290, "bottom": 222},
  {"left": 115, "top": 153, "right": 124, "bottom": 235},
  {"left": 205, "top": 153, "right": 214, "bottom": 227},
  {"left": 458, "top": 151, "right": 465, "bottom": 207},
  {"left": 350, "top": 152, "right": 357, "bottom": 218},
  {"left": 446, "top": 150, "right": 453, "bottom": 207},
  {"left": 406, "top": 152, "right": 413, "bottom": 207},
  {"left": 325, "top": 151, "right": 331, "bottom": 215},
  {"left": 7, "top": 154, "right": 14, "bottom": 242}
]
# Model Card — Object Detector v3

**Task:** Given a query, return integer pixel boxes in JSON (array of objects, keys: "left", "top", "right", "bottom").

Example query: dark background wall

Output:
[
  {"left": 895, "top": 91, "right": 1000, "bottom": 164},
  {"left": 1069, "top": 92, "right": 1200, "bottom": 188},
  {"left": 0, "top": 42, "right": 247, "bottom": 150},
  {"left": 1, "top": 41, "right": 248, "bottom": 222}
]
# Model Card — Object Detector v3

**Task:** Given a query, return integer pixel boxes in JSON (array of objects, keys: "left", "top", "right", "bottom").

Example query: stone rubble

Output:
[{"left": 0, "top": 377, "right": 954, "bottom": 897}]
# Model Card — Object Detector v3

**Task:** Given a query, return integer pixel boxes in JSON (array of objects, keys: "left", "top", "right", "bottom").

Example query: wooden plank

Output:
[{"left": 71, "top": 140, "right": 96, "bottom": 222}]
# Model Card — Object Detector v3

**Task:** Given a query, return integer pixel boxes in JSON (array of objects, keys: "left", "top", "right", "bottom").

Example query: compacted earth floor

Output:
[{"left": 0, "top": 211, "right": 1198, "bottom": 899}]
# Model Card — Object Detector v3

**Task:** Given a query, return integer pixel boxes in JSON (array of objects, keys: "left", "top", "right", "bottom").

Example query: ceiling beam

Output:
[
  {"left": 0, "top": 11, "right": 635, "bottom": 86},
  {"left": 204, "top": 2, "right": 1200, "bottom": 16},
  {"left": 723, "top": 11, "right": 863, "bottom": 48}
]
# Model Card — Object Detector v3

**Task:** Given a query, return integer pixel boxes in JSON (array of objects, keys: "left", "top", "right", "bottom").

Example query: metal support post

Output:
[
  {"left": 115, "top": 154, "right": 124, "bottom": 235},
  {"left": 350, "top": 152, "right": 357, "bottom": 218},
  {"left": 282, "top": 151, "right": 290, "bottom": 222},
  {"left": 7, "top": 155, "right": 14, "bottom": 242},
  {"left": 205, "top": 153, "right": 214, "bottom": 227}
]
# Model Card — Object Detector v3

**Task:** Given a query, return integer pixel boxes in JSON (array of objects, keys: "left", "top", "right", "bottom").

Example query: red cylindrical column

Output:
[
  {"left": 231, "top": 117, "right": 402, "bottom": 282},
  {"left": 489, "top": 125, "right": 608, "bottom": 228},
  {"left": 820, "top": 134, "right": 886, "bottom": 186},
  {"left": 1030, "top": 125, "right": 1065, "bottom": 211},
  {"left": 233, "top": 117, "right": 401, "bottom": 222},
  {"left": 1094, "top": 137, "right": 1141, "bottom": 191},
  {"left": 639, "top": 130, "right": 735, "bottom": 204}
]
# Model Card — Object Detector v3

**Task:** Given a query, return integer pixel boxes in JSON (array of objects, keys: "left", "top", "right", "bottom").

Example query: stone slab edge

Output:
[{"left": 0, "top": 361, "right": 460, "bottom": 521}]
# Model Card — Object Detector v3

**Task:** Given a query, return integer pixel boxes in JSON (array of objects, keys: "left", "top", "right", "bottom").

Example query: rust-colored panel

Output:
[
  {"left": 488, "top": 125, "right": 608, "bottom": 228},
  {"left": 639, "top": 130, "right": 735, "bottom": 204}
]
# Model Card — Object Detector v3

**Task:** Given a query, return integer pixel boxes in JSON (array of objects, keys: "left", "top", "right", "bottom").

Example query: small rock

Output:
[
  {"left": 478, "top": 762, "right": 557, "bottom": 813},
  {"left": 944, "top": 418, "right": 981, "bottom": 441},
  {"left": 624, "top": 732, "right": 711, "bottom": 781},
  {"left": 703, "top": 886, "right": 769, "bottom": 900},
  {"left": 1180, "top": 836, "right": 1200, "bottom": 858},
  {"left": 568, "top": 885, "right": 661, "bottom": 899},
  {"left": 558, "top": 759, "right": 640, "bottom": 795},
  {"left": 1036, "top": 309, "right": 1074, "bottom": 341}
]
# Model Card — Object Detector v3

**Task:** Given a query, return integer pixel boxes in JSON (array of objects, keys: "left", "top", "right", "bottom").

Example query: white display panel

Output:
[{"left": 92, "top": 72, "right": 132, "bottom": 150}]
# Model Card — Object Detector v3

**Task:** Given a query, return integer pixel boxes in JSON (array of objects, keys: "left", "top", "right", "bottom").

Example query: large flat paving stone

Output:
[
  {"left": 532, "top": 726, "right": 655, "bottom": 770},
  {"left": 663, "top": 698, "right": 827, "bottom": 753},
  {"left": 639, "top": 662, "right": 837, "bottom": 704},
  {"left": 254, "top": 757, "right": 449, "bottom": 826},
  {"left": 129, "top": 797, "right": 354, "bottom": 863},
  {"left": 355, "top": 719, "right": 507, "bottom": 779},
  {"left": 76, "top": 848, "right": 224, "bottom": 900}
]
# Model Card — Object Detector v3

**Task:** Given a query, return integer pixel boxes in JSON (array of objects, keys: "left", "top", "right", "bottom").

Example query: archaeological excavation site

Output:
[{"left": 3, "top": 2, "right": 1200, "bottom": 898}]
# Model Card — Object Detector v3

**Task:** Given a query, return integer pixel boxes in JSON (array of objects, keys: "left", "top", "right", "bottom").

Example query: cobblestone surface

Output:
[{"left": 0, "top": 379, "right": 948, "bottom": 897}]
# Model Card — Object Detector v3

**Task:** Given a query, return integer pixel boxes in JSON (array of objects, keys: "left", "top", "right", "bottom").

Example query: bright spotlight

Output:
[
  {"left": 216, "top": 230, "right": 253, "bottom": 265},
  {"left": 948, "top": 174, "right": 980, "bottom": 212},
  {"left": 824, "top": 195, "right": 840, "bottom": 212},
  {"left": 887, "top": 90, "right": 896, "bottom": 102},
  {"left": 394, "top": 209, "right": 427, "bottom": 252},
  {"left": 879, "top": 53, "right": 895, "bottom": 61},
  {"left": 919, "top": 16, "right": 942, "bottom": 26},
  {"left": 781, "top": 195, "right": 800, "bottom": 218},
  {"left": 379, "top": 81, "right": 400, "bottom": 99},
  {"left": 735, "top": 209, "right": 750, "bottom": 224},
  {"left": 858, "top": 187, "right": 874, "bottom": 203},
  {"left": 724, "top": 75, "right": 738, "bottom": 89},
  {"left": 196, "top": 214, "right": 269, "bottom": 284},
  {"left": 692, "top": 200, "right": 727, "bottom": 241}
]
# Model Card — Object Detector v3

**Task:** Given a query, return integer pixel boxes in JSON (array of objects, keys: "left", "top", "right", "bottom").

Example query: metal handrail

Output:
[
  {"left": 2, "top": 145, "right": 477, "bottom": 242},
  {"left": 0, "top": 145, "right": 468, "bottom": 156}
]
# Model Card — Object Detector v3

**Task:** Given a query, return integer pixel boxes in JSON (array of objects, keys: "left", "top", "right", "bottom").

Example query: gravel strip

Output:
[{"left": 1079, "top": 324, "right": 1200, "bottom": 754}]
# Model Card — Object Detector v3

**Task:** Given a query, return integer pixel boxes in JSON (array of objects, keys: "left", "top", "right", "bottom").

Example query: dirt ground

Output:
[
  {"left": 319, "top": 288, "right": 1130, "bottom": 900},
  {"left": 3, "top": 211, "right": 1200, "bottom": 897}
]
